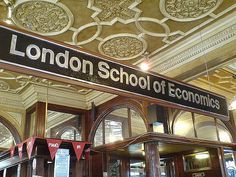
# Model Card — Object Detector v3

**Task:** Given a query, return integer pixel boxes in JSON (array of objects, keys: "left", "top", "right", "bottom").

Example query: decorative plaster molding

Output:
[
  {"left": 98, "top": 33, "right": 147, "bottom": 60},
  {"left": 6, "top": 111, "right": 22, "bottom": 126},
  {"left": 149, "top": 12, "right": 236, "bottom": 74},
  {"left": 0, "top": 80, "right": 10, "bottom": 91},
  {"left": 160, "top": 0, "right": 222, "bottom": 22},
  {"left": 20, "top": 84, "right": 115, "bottom": 110},
  {"left": 12, "top": 0, "right": 74, "bottom": 36},
  {"left": 0, "top": 92, "right": 24, "bottom": 109},
  {"left": 88, "top": 0, "right": 142, "bottom": 24},
  {"left": 86, "top": 91, "right": 117, "bottom": 109},
  {"left": 154, "top": 23, "right": 236, "bottom": 74}
]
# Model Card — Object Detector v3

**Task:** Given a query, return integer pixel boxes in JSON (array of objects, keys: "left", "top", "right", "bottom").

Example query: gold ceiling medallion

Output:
[
  {"left": 160, "top": 0, "right": 223, "bottom": 21},
  {"left": 12, "top": 0, "right": 74, "bottom": 36},
  {"left": 98, "top": 34, "right": 147, "bottom": 60},
  {"left": 88, "top": 0, "right": 141, "bottom": 24}
]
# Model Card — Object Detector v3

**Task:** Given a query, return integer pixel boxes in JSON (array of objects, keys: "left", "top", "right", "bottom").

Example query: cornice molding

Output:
[
  {"left": 20, "top": 85, "right": 115, "bottom": 110},
  {"left": 150, "top": 12, "right": 236, "bottom": 74},
  {"left": 86, "top": 91, "right": 117, "bottom": 109},
  {"left": 0, "top": 91, "right": 24, "bottom": 109}
]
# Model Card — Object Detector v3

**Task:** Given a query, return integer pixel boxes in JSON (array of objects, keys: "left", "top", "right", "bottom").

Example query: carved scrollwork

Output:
[
  {"left": 160, "top": 0, "right": 222, "bottom": 21},
  {"left": 0, "top": 80, "right": 10, "bottom": 91},
  {"left": 12, "top": 0, "right": 73, "bottom": 35},
  {"left": 98, "top": 34, "right": 147, "bottom": 60}
]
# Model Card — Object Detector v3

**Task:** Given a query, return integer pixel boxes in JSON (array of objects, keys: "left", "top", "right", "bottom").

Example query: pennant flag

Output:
[
  {"left": 72, "top": 142, "right": 86, "bottom": 160},
  {"left": 17, "top": 143, "right": 24, "bottom": 160},
  {"left": 46, "top": 139, "right": 62, "bottom": 160},
  {"left": 10, "top": 146, "right": 15, "bottom": 158},
  {"left": 26, "top": 137, "right": 36, "bottom": 159}
]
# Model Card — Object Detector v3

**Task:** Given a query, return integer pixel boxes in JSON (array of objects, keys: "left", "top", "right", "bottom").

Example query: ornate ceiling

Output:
[
  {"left": 0, "top": 0, "right": 236, "bottom": 109},
  {"left": 0, "top": 0, "right": 235, "bottom": 66}
]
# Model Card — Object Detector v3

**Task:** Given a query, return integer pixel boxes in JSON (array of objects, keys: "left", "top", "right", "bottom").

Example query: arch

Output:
[
  {"left": 56, "top": 125, "right": 81, "bottom": 141},
  {"left": 171, "top": 109, "right": 182, "bottom": 134},
  {"left": 0, "top": 116, "right": 21, "bottom": 144},
  {"left": 88, "top": 98, "right": 148, "bottom": 143},
  {"left": 171, "top": 110, "right": 234, "bottom": 142}
]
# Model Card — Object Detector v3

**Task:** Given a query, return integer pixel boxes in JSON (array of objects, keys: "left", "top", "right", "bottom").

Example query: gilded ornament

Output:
[
  {"left": 160, "top": 0, "right": 222, "bottom": 21},
  {"left": 0, "top": 80, "right": 10, "bottom": 91},
  {"left": 12, "top": 1, "right": 73, "bottom": 35},
  {"left": 99, "top": 34, "right": 147, "bottom": 60},
  {"left": 92, "top": 0, "right": 136, "bottom": 22}
]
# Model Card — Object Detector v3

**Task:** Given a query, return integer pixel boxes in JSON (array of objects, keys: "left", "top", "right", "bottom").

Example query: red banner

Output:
[
  {"left": 10, "top": 146, "right": 15, "bottom": 158},
  {"left": 46, "top": 139, "right": 62, "bottom": 160},
  {"left": 17, "top": 143, "right": 23, "bottom": 160},
  {"left": 72, "top": 142, "right": 86, "bottom": 160},
  {"left": 26, "top": 137, "right": 35, "bottom": 159}
]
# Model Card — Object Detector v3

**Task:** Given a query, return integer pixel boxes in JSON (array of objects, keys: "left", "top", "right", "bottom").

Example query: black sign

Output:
[{"left": 0, "top": 24, "right": 229, "bottom": 120}]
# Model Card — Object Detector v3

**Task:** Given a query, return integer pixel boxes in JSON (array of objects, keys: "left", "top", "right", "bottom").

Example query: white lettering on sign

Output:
[
  {"left": 49, "top": 143, "right": 59, "bottom": 148},
  {"left": 168, "top": 82, "right": 220, "bottom": 109},
  {"left": 98, "top": 61, "right": 151, "bottom": 90},
  {"left": 6, "top": 33, "right": 227, "bottom": 119},
  {"left": 77, "top": 145, "right": 81, "bottom": 149},
  {"left": 9, "top": 34, "right": 221, "bottom": 110},
  {"left": 10, "top": 34, "right": 94, "bottom": 75}
]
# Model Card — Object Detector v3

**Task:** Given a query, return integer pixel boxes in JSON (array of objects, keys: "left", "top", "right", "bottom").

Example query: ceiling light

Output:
[
  {"left": 140, "top": 51, "right": 150, "bottom": 71},
  {"left": 4, "top": 19, "right": 12, "bottom": 25},
  {"left": 140, "top": 61, "right": 149, "bottom": 71},
  {"left": 195, "top": 152, "right": 209, "bottom": 159}
]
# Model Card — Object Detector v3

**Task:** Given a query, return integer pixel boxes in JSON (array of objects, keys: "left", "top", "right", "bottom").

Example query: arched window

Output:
[
  {"left": 60, "top": 126, "right": 81, "bottom": 141},
  {"left": 45, "top": 110, "right": 82, "bottom": 141},
  {"left": 0, "top": 122, "right": 16, "bottom": 149},
  {"left": 173, "top": 111, "right": 232, "bottom": 142},
  {"left": 173, "top": 111, "right": 195, "bottom": 138},
  {"left": 94, "top": 107, "right": 147, "bottom": 147}
]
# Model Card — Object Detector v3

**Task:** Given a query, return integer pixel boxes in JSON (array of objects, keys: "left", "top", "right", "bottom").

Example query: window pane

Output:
[
  {"left": 153, "top": 122, "right": 164, "bottom": 133},
  {"left": 195, "top": 114, "right": 218, "bottom": 141},
  {"left": 224, "top": 149, "right": 236, "bottom": 176},
  {"left": 217, "top": 120, "right": 232, "bottom": 143},
  {"left": 94, "top": 107, "right": 146, "bottom": 146},
  {"left": 94, "top": 123, "right": 103, "bottom": 147},
  {"left": 61, "top": 129, "right": 81, "bottom": 141},
  {"left": 105, "top": 120, "right": 123, "bottom": 144},
  {"left": 107, "top": 108, "right": 129, "bottom": 138},
  {"left": 46, "top": 110, "right": 82, "bottom": 140},
  {"left": 174, "top": 111, "right": 195, "bottom": 138},
  {"left": 131, "top": 109, "right": 146, "bottom": 136},
  {"left": 0, "top": 122, "right": 14, "bottom": 149}
]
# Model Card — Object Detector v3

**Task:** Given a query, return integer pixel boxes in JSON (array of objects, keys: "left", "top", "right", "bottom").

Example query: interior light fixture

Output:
[
  {"left": 229, "top": 97, "right": 236, "bottom": 110},
  {"left": 140, "top": 52, "right": 150, "bottom": 71},
  {"left": 4, "top": 19, "right": 12, "bottom": 25},
  {"left": 140, "top": 61, "right": 149, "bottom": 71},
  {"left": 195, "top": 152, "right": 209, "bottom": 159}
]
